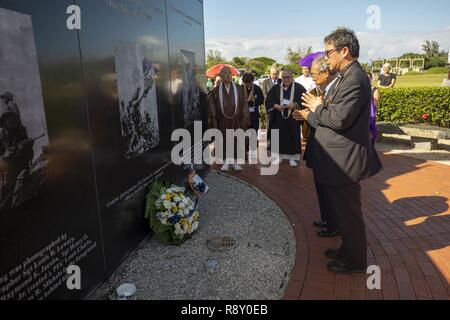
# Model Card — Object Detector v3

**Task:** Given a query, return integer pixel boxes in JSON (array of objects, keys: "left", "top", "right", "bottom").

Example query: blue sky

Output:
[{"left": 204, "top": 0, "right": 450, "bottom": 63}]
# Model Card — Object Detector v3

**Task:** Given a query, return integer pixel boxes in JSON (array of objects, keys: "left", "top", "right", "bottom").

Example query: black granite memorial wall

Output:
[{"left": 0, "top": 0, "right": 206, "bottom": 300}]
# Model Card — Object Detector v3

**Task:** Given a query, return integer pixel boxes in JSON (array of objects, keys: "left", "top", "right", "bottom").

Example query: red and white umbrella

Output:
[{"left": 206, "top": 64, "right": 240, "bottom": 78}]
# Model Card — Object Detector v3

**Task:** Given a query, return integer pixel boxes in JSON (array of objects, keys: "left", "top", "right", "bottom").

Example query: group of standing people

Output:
[{"left": 208, "top": 27, "right": 383, "bottom": 274}]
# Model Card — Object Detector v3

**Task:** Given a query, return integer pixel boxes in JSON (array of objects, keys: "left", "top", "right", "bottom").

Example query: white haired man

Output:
[
  {"left": 208, "top": 67, "right": 250, "bottom": 172},
  {"left": 377, "top": 63, "right": 396, "bottom": 88},
  {"left": 295, "top": 55, "right": 340, "bottom": 237},
  {"left": 265, "top": 69, "right": 306, "bottom": 167}
]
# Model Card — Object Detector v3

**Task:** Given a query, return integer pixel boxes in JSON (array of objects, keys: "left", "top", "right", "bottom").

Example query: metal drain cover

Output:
[{"left": 206, "top": 236, "right": 238, "bottom": 252}]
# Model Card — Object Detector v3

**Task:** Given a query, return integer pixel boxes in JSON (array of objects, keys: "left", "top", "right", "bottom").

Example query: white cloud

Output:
[{"left": 206, "top": 28, "right": 450, "bottom": 64}]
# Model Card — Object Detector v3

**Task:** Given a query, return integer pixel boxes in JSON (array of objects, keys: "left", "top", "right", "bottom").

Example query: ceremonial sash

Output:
[
  {"left": 219, "top": 82, "right": 238, "bottom": 119},
  {"left": 279, "top": 83, "right": 295, "bottom": 119}
]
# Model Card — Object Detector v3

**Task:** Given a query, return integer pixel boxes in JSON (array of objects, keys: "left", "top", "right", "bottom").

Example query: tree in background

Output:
[
  {"left": 422, "top": 40, "right": 441, "bottom": 58},
  {"left": 206, "top": 49, "right": 228, "bottom": 70},
  {"left": 229, "top": 56, "right": 277, "bottom": 77},
  {"left": 230, "top": 56, "right": 248, "bottom": 69},
  {"left": 421, "top": 41, "right": 448, "bottom": 69},
  {"left": 284, "top": 46, "right": 313, "bottom": 76}
]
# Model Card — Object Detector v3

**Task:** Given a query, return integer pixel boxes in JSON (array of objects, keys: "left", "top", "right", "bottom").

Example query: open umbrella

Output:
[
  {"left": 206, "top": 64, "right": 240, "bottom": 78},
  {"left": 298, "top": 51, "right": 325, "bottom": 69}
]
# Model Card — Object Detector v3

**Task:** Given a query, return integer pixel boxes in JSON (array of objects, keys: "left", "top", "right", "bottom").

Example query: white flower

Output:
[
  {"left": 163, "top": 201, "right": 171, "bottom": 209},
  {"left": 157, "top": 213, "right": 169, "bottom": 225},
  {"left": 171, "top": 186, "right": 184, "bottom": 193},
  {"left": 191, "top": 222, "right": 199, "bottom": 232},
  {"left": 174, "top": 224, "right": 183, "bottom": 236}
]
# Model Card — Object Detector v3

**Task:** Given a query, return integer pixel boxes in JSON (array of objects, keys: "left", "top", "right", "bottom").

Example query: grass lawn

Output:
[{"left": 394, "top": 73, "right": 448, "bottom": 88}]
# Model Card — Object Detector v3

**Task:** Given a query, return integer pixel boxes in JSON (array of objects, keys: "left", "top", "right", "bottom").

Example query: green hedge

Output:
[
  {"left": 378, "top": 87, "right": 450, "bottom": 128},
  {"left": 426, "top": 67, "right": 450, "bottom": 74}
]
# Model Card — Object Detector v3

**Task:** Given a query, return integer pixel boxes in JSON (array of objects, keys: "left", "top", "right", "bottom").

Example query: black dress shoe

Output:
[
  {"left": 317, "top": 228, "right": 340, "bottom": 238},
  {"left": 325, "top": 249, "right": 342, "bottom": 260},
  {"left": 313, "top": 220, "right": 327, "bottom": 228},
  {"left": 327, "top": 259, "right": 366, "bottom": 275}
]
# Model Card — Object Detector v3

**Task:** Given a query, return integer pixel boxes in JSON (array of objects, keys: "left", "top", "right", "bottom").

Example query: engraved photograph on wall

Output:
[
  {"left": 0, "top": 7, "right": 50, "bottom": 213},
  {"left": 180, "top": 50, "right": 201, "bottom": 128},
  {"left": 114, "top": 41, "right": 160, "bottom": 159}
]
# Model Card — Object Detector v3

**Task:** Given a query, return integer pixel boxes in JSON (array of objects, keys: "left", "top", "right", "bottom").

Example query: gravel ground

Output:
[{"left": 92, "top": 171, "right": 296, "bottom": 300}]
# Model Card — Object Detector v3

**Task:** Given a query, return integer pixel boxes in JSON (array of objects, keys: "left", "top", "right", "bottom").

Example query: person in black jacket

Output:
[
  {"left": 242, "top": 72, "right": 264, "bottom": 160},
  {"left": 297, "top": 28, "right": 383, "bottom": 274},
  {"left": 242, "top": 72, "right": 264, "bottom": 133},
  {"left": 300, "top": 55, "right": 340, "bottom": 237},
  {"left": 265, "top": 69, "right": 307, "bottom": 167}
]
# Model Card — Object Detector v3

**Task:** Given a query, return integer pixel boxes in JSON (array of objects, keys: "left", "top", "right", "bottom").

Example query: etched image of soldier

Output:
[
  {"left": 0, "top": 92, "right": 21, "bottom": 121},
  {"left": 119, "top": 57, "right": 160, "bottom": 159},
  {"left": 0, "top": 92, "right": 47, "bottom": 212},
  {"left": 181, "top": 50, "right": 202, "bottom": 128},
  {"left": 0, "top": 111, "right": 32, "bottom": 211},
  {"left": 0, "top": 8, "right": 50, "bottom": 213}
]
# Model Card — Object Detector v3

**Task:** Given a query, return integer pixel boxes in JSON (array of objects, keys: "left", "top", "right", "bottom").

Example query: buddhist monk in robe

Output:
[
  {"left": 208, "top": 67, "right": 250, "bottom": 172},
  {"left": 265, "top": 69, "right": 306, "bottom": 167}
]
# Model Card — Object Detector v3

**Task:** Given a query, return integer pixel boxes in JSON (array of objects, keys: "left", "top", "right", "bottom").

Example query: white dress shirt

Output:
[{"left": 295, "top": 75, "right": 316, "bottom": 92}]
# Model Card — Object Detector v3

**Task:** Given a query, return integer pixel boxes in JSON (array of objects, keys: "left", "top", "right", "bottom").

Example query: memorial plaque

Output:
[
  {"left": 0, "top": 0, "right": 105, "bottom": 300},
  {"left": 0, "top": 0, "right": 206, "bottom": 300},
  {"left": 166, "top": 0, "right": 207, "bottom": 132},
  {"left": 76, "top": 0, "right": 173, "bottom": 274}
]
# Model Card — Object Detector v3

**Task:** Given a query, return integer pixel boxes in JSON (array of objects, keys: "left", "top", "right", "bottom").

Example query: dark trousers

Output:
[
  {"left": 267, "top": 111, "right": 275, "bottom": 147},
  {"left": 318, "top": 182, "right": 367, "bottom": 269},
  {"left": 250, "top": 111, "right": 260, "bottom": 132},
  {"left": 314, "top": 179, "right": 338, "bottom": 232}
]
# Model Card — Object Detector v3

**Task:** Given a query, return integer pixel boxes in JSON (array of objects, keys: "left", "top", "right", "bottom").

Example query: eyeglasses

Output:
[
  {"left": 311, "top": 70, "right": 326, "bottom": 79},
  {"left": 325, "top": 48, "right": 338, "bottom": 58}
]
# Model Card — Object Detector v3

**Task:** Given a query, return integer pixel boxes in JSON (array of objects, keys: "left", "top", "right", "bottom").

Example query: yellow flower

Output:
[
  {"left": 193, "top": 212, "right": 199, "bottom": 221},
  {"left": 165, "top": 194, "right": 171, "bottom": 201},
  {"left": 171, "top": 206, "right": 178, "bottom": 213}
]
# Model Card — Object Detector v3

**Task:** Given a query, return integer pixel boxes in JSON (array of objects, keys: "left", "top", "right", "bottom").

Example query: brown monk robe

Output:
[{"left": 208, "top": 67, "right": 250, "bottom": 172}]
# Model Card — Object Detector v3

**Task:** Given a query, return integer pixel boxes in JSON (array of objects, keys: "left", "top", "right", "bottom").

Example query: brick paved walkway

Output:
[{"left": 222, "top": 152, "right": 450, "bottom": 300}]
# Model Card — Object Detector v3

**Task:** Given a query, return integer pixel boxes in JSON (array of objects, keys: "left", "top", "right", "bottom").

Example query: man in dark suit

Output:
[
  {"left": 300, "top": 55, "right": 340, "bottom": 237},
  {"left": 262, "top": 67, "right": 282, "bottom": 148},
  {"left": 296, "top": 28, "right": 383, "bottom": 274},
  {"left": 262, "top": 67, "right": 281, "bottom": 99}
]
